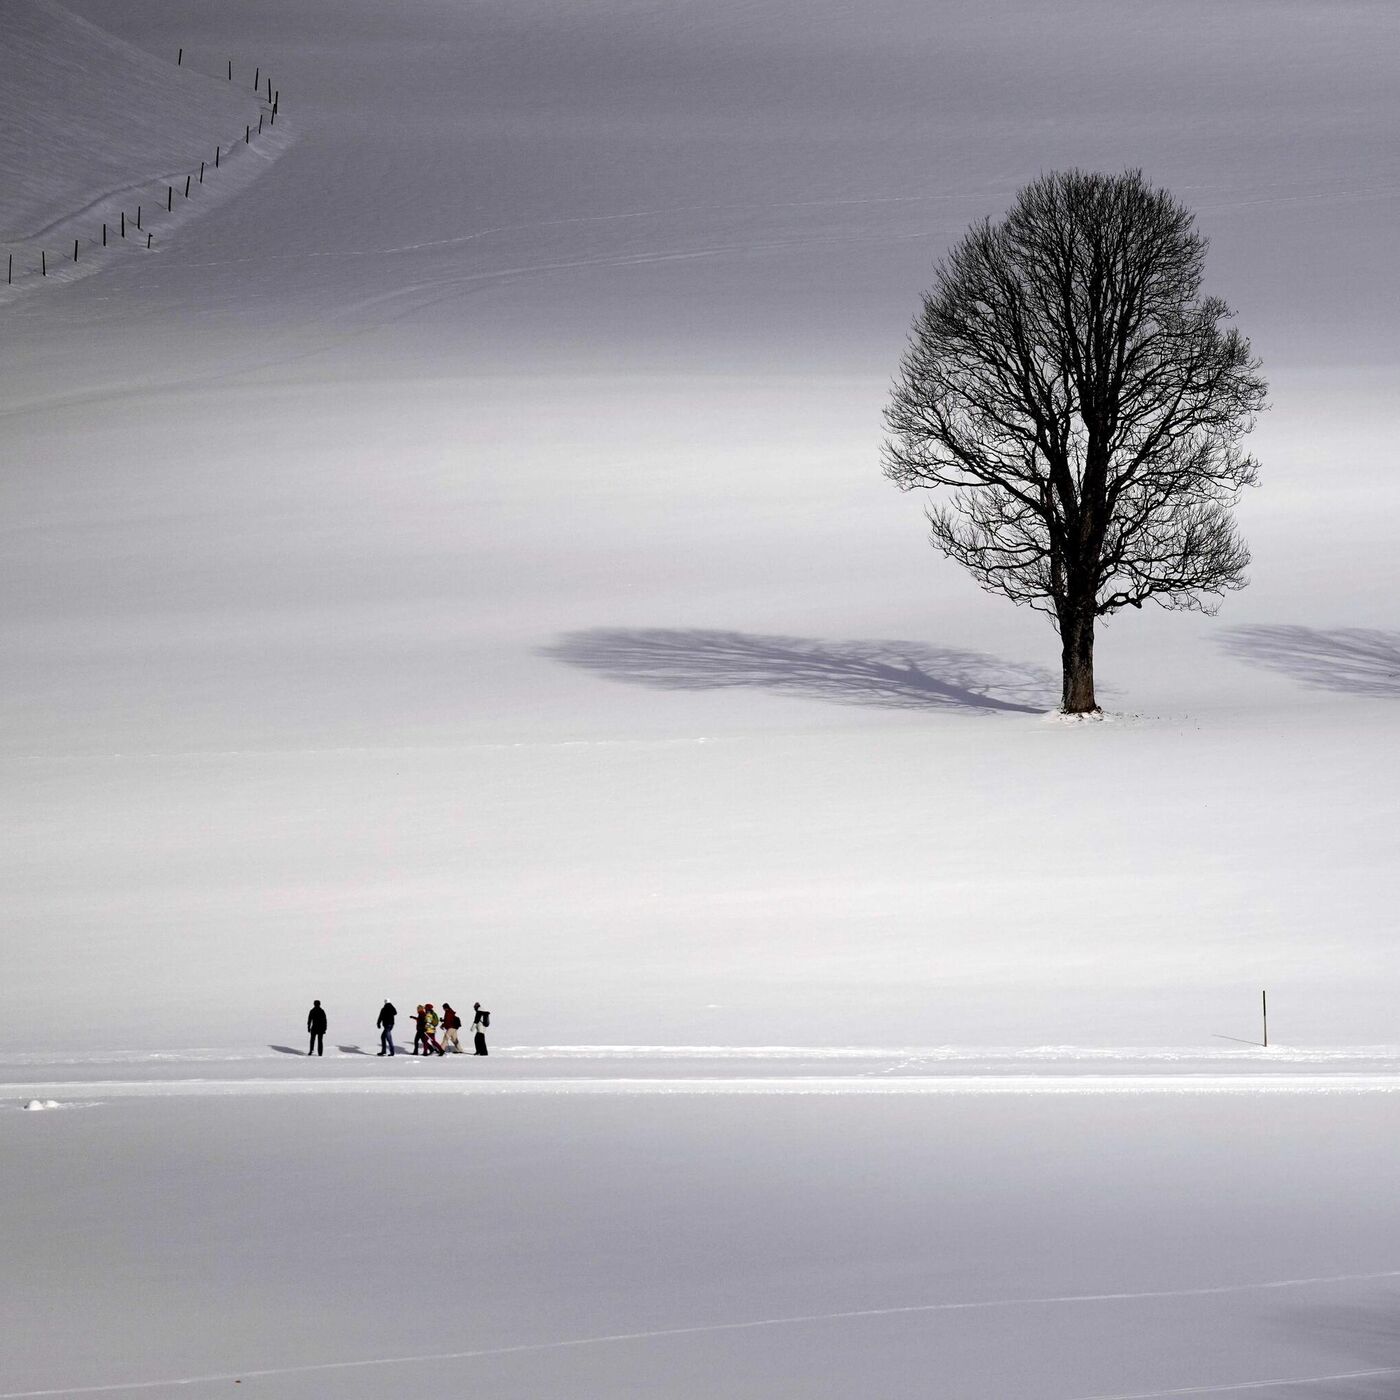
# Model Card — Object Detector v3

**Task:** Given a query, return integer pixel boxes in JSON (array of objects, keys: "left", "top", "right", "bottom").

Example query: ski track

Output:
[
  {"left": 174, "top": 185, "right": 1019, "bottom": 268},
  {"left": 169, "top": 177, "right": 1400, "bottom": 271},
  {"left": 0, "top": 224, "right": 941, "bottom": 426},
  {"left": 12, "top": 1073, "right": 1400, "bottom": 1099},
  {"left": 1069, "top": 1364, "right": 1400, "bottom": 1398},
  {"left": 8, "top": 174, "right": 1395, "bottom": 424},
  {"left": 11, "top": 137, "right": 275, "bottom": 244},
  {"left": 3, "top": 1269, "right": 1398, "bottom": 1398}
]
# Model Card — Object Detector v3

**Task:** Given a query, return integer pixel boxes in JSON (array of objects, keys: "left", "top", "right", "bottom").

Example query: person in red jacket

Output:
[{"left": 440, "top": 1003, "right": 462, "bottom": 1054}]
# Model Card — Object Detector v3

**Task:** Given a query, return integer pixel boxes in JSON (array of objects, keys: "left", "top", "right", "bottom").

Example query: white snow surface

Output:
[
  {"left": 2, "top": 0, "right": 1398, "bottom": 1053},
  {"left": 7, "top": 1066, "right": 1400, "bottom": 1397},
  {"left": 4, "top": 4, "right": 1400, "bottom": 1387},
  {"left": 0, "top": 0, "right": 284, "bottom": 298}
]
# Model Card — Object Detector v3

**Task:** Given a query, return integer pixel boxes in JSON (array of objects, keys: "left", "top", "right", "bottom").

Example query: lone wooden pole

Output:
[
  {"left": 258, "top": 113, "right": 264, "bottom": 134},
  {"left": 121, "top": 211, "right": 125, "bottom": 237},
  {"left": 146, "top": 233, "right": 152, "bottom": 249},
  {"left": 254, "top": 66, "right": 260, "bottom": 90},
  {"left": 178, "top": 46, "right": 183, "bottom": 65},
  {"left": 245, "top": 124, "right": 250, "bottom": 143},
  {"left": 215, "top": 146, "right": 220, "bottom": 169},
  {"left": 167, "top": 185, "right": 173, "bottom": 211},
  {"left": 73, "top": 239, "right": 79, "bottom": 262},
  {"left": 185, "top": 175, "right": 191, "bottom": 197},
  {"left": 7, "top": 254, "right": 11, "bottom": 285},
  {"left": 228, "top": 58, "right": 232, "bottom": 80},
  {"left": 41, "top": 250, "right": 46, "bottom": 276},
  {"left": 1262, "top": 990, "right": 1268, "bottom": 1048},
  {"left": 136, "top": 205, "right": 142, "bottom": 229},
  {"left": 199, "top": 161, "right": 205, "bottom": 183},
  {"left": 102, "top": 222, "right": 107, "bottom": 246}
]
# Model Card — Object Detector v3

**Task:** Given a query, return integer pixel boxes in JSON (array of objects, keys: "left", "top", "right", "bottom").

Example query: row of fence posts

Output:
[{"left": 6, "top": 52, "right": 280, "bottom": 287}]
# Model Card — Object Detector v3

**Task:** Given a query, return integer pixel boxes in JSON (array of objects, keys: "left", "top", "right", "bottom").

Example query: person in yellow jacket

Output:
[{"left": 423, "top": 1004, "right": 443, "bottom": 1056}]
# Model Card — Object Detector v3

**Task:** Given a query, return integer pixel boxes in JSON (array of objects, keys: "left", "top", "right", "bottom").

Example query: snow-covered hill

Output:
[
  {"left": 1, "top": 0, "right": 1398, "bottom": 1055},
  {"left": 0, "top": 0, "right": 284, "bottom": 298},
  {"left": 8, "top": 5, "right": 1400, "bottom": 1399}
]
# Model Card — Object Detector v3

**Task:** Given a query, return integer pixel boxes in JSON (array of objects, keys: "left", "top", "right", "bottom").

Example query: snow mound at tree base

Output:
[{"left": 1039, "top": 709, "right": 1138, "bottom": 725}]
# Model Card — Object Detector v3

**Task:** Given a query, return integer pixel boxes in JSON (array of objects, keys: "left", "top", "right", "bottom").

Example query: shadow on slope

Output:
[
  {"left": 1220, "top": 625, "right": 1400, "bottom": 698},
  {"left": 1281, "top": 1300, "right": 1400, "bottom": 1397},
  {"left": 542, "top": 628, "right": 1054, "bottom": 714}
]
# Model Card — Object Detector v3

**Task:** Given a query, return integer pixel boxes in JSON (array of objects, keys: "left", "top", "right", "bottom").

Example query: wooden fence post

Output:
[{"left": 41, "top": 250, "right": 46, "bottom": 276}]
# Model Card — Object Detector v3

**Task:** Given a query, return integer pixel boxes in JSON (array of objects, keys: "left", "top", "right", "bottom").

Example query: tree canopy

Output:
[{"left": 883, "top": 169, "right": 1267, "bottom": 712}]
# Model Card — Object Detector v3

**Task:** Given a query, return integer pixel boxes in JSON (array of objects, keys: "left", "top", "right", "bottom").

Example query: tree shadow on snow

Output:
[
  {"left": 541, "top": 628, "right": 1054, "bottom": 714},
  {"left": 1270, "top": 1299, "right": 1400, "bottom": 1397},
  {"left": 1219, "top": 625, "right": 1400, "bottom": 698}
]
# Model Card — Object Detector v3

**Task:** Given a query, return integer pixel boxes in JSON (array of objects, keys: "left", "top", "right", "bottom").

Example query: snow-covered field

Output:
[
  {"left": 9, "top": 1054, "right": 1400, "bottom": 1398},
  {"left": 5, "top": 0, "right": 1400, "bottom": 1393}
]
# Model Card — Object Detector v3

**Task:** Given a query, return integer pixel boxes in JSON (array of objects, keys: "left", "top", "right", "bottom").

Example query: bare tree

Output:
[{"left": 883, "top": 170, "right": 1267, "bottom": 713}]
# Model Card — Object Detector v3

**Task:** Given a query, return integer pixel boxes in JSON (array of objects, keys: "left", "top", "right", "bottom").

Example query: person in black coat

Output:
[
  {"left": 307, "top": 1000, "right": 327, "bottom": 1056},
  {"left": 472, "top": 1003, "right": 489, "bottom": 1056},
  {"left": 376, "top": 1001, "right": 397, "bottom": 1056}
]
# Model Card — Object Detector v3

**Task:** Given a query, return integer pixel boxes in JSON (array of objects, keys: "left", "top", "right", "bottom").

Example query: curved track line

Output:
[
  {"left": 1070, "top": 1363, "right": 1400, "bottom": 1398},
  {"left": 3, "top": 1268, "right": 1398, "bottom": 1398}
]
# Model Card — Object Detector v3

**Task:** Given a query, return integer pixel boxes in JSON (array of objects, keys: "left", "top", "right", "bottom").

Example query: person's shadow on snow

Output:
[
  {"left": 1219, "top": 625, "right": 1400, "bottom": 698},
  {"left": 269, "top": 1045, "right": 304, "bottom": 1055},
  {"left": 541, "top": 628, "right": 1053, "bottom": 714}
]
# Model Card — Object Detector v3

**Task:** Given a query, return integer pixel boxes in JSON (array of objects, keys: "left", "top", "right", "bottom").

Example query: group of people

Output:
[{"left": 303, "top": 999, "right": 491, "bottom": 1057}]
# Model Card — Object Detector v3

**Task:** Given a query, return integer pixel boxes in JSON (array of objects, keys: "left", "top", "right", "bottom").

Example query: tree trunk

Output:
[{"left": 1060, "top": 608, "right": 1098, "bottom": 713}]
